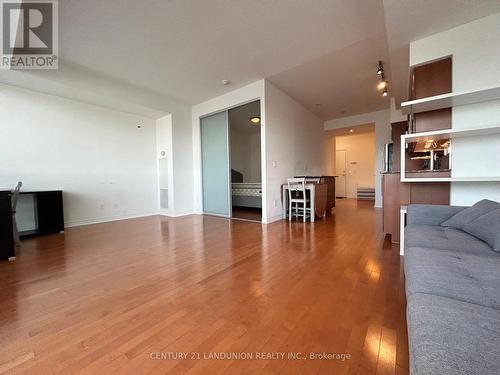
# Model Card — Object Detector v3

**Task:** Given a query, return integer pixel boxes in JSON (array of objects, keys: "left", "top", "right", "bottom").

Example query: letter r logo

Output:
[{"left": 2, "top": 1, "right": 54, "bottom": 54}]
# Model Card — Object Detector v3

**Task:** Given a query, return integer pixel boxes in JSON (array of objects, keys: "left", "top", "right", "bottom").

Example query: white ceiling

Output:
[
  {"left": 3, "top": 1, "right": 500, "bottom": 120},
  {"left": 383, "top": 0, "right": 500, "bottom": 106},
  {"left": 325, "top": 123, "right": 375, "bottom": 138},
  {"left": 57, "top": 0, "right": 388, "bottom": 118},
  {"left": 268, "top": 34, "right": 391, "bottom": 120}
]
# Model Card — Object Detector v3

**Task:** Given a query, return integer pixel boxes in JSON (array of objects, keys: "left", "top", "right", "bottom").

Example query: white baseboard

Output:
[
  {"left": 66, "top": 210, "right": 199, "bottom": 228},
  {"left": 265, "top": 214, "right": 284, "bottom": 224},
  {"left": 65, "top": 212, "right": 158, "bottom": 228},
  {"left": 160, "top": 211, "right": 197, "bottom": 218}
]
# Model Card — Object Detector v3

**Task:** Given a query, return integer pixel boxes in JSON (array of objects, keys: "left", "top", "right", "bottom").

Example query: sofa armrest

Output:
[{"left": 407, "top": 204, "right": 467, "bottom": 226}]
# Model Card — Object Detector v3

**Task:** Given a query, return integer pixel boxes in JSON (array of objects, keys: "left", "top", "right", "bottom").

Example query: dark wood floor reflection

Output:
[
  {"left": 0, "top": 199, "right": 408, "bottom": 374},
  {"left": 232, "top": 207, "right": 262, "bottom": 222}
]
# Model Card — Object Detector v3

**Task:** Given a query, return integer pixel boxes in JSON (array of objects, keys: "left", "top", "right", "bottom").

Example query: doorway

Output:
[
  {"left": 228, "top": 101, "right": 262, "bottom": 222},
  {"left": 200, "top": 100, "right": 262, "bottom": 222},
  {"left": 335, "top": 149, "right": 347, "bottom": 198}
]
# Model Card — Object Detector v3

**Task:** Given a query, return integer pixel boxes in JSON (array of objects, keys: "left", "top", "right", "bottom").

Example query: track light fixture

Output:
[
  {"left": 377, "top": 61, "right": 383, "bottom": 75},
  {"left": 376, "top": 61, "right": 389, "bottom": 97}
]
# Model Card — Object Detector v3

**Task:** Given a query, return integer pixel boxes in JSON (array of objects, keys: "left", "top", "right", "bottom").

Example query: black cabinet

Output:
[
  {"left": 19, "top": 191, "right": 64, "bottom": 237},
  {"left": 1, "top": 190, "right": 64, "bottom": 260},
  {"left": 0, "top": 191, "right": 14, "bottom": 260}
]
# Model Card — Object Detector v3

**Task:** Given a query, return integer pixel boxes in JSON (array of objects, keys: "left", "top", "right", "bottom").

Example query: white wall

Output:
[
  {"left": 0, "top": 84, "right": 159, "bottom": 227},
  {"left": 324, "top": 109, "right": 391, "bottom": 207},
  {"left": 410, "top": 13, "right": 500, "bottom": 205},
  {"left": 230, "top": 129, "right": 261, "bottom": 182},
  {"left": 1, "top": 67, "right": 196, "bottom": 217},
  {"left": 335, "top": 132, "right": 376, "bottom": 198},
  {"left": 171, "top": 106, "right": 195, "bottom": 215},
  {"left": 249, "top": 132, "right": 262, "bottom": 182},
  {"left": 156, "top": 115, "right": 174, "bottom": 214},
  {"left": 264, "top": 80, "right": 325, "bottom": 221},
  {"left": 390, "top": 97, "right": 406, "bottom": 123},
  {"left": 192, "top": 79, "right": 325, "bottom": 223}
]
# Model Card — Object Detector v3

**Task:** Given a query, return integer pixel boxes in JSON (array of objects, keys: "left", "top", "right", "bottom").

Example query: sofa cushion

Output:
[
  {"left": 441, "top": 199, "right": 500, "bottom": 230},
  {"left": 404, "top": 247, "right": 500, "bottom": 309},
  {"left": 463, "top": 208, "right": 500, "bottom": 252},
  {"left": 407, "top": 293, "right": 500, "bottom": 375},
  {"left": 407, "top": 204, "right": 466, "bottom": 226},
  {"left": 405, "top": 224, "right": 493, "bottom": 256}
]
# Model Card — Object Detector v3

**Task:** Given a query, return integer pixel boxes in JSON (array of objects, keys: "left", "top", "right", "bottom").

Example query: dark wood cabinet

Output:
[
  {"left": 319, "top": 176, "right": 336, "bottom": 211},
  {"left": 411, "top": 57, "right": 452, "bottom": 100},
  {"left": 414, "top": 108, "right": 451, "bottom": 132},
  {"left": 382, "top": 174, "right": 450, "bottom": 243},
  {"left": 410, "top": 57, "right": 452, "bottom": 133},
  {"left": 391, "top": 121, "right": 407, "bottom": 172},
  {"left": 382, "top": 57, "right": 453, "bottom": 244},
  {"left": 382, "top": 174, "right": 409, "bottom": 243}
]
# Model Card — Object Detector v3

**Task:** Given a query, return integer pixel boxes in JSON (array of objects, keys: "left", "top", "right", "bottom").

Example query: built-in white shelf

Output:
[
  {"left": 401, "top": 176, "right": 500, "bottom": 183},
  {"left": 401, "top": 85, "right": 500, "bottom": 115},
  {"left": 401, "top": 124, "right": 500, "bottom": 143},
  {"left": 400, "top": 124, "right": 500, "bottom": 183}
]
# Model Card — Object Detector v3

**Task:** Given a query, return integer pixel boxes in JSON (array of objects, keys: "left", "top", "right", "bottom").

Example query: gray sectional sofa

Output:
[{"left": 404, "top": 200, "right": 500, "bottom": 375}]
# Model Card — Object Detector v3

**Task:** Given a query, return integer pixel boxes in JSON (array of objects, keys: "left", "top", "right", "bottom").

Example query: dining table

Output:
[{"left": 281, "top": 182, "right": 328, "bottom": 222}]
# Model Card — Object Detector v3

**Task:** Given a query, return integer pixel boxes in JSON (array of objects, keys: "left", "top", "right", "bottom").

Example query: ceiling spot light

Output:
[
  {"left": 221, "top": 79, "right": 231, "bottom": 86},
  {"left": 376, "top": 61, "right": 389, "bottom": 96},
  {"left": 377, "top": 80, "right": 387, "bottom": 90},
  {"left": 377, "top": 61, "right": 384, "bottom": 75},
  {"left": 349, "top": 129, "right": 354, "bottom": 133},
  {"left": 250, "top": 116, "right": 260, "bottom": 124}
]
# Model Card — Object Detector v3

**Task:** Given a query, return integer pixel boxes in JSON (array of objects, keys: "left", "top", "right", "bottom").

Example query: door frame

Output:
[{"left": 197, "top": 98, "right": 264, "bottom": 224}]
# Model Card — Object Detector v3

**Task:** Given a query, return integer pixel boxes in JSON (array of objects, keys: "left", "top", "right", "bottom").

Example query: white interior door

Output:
[{"left": 335, "top": 150, "right": 347, "bottom": 198}]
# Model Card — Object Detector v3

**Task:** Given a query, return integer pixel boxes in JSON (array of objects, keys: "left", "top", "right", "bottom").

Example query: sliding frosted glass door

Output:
[{"left": 201, "top": 111, "right": 230, "bottom": 217}]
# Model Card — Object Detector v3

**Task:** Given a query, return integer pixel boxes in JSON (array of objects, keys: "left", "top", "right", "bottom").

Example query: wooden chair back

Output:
[{"left": 287, "top": 178, "right": 306, "bottom": 201}]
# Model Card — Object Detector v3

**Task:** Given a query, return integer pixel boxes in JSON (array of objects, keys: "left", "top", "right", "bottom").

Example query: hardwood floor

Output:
[
  {"left": 232, "top": 207, "right": 262, "bottom": 222},
  {"left": 0, "top": 199, "right": 408, "bottom": 374}
]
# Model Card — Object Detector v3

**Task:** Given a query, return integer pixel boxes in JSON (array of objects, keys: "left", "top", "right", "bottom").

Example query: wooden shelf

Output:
[
  {"left": 401, "top": 85, "right": 500, "bottom": 115},
  {"left": 402, "top": 124, "right": 500, "bottom": 142}
]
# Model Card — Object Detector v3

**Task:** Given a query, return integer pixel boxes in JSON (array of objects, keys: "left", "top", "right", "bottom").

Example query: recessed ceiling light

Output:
[
  {"left": 221, "top": 79, "right": 231, "bottom": 86},
  {"left": 315, "top": 103, "right": 322, "bottom": 107},
  {"left": 249, "top": 116, "right": 260, "bottom": 124}
]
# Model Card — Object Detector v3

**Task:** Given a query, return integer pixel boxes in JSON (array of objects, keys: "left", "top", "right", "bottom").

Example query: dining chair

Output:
[
  {"left": 11, "top": 181, "right": 22, "bottom": 247},
  {"left": 287, "top": 178, "right": 310, "bottom": 222}
]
